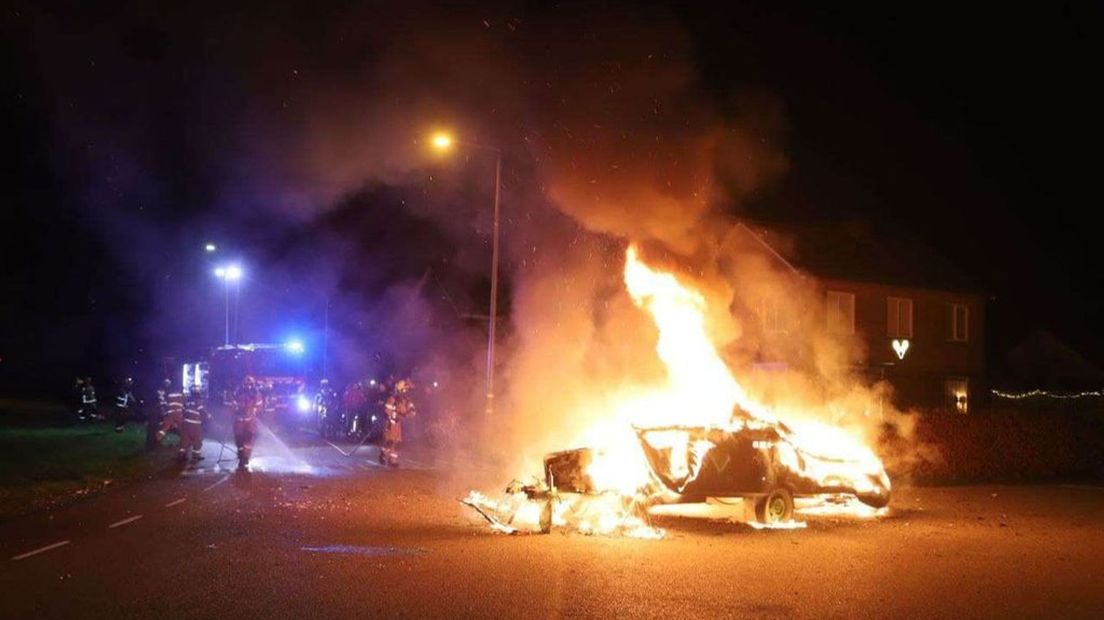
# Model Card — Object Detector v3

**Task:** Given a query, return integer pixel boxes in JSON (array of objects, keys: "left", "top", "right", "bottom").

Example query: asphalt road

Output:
[{"left": 1, "top": 430, "right": 1102, "bottom": 619}]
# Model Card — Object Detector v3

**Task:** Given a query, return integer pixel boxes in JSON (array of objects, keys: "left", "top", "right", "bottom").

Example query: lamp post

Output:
[
  {"left": 322, "top": 297, "right": 331, "bottom": 380},
  {"left": 431, "top": 131, "right": 502, "bottom": 418},
  {"left": 214, "top": 264, "right": 243, "bottom": 346}
]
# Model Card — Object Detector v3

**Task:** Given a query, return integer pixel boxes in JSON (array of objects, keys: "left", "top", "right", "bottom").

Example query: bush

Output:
[{"left": 892, "top": 407, "right": 1104, "bottom": 484}]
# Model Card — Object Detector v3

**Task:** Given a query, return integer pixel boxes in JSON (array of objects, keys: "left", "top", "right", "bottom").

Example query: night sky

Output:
[{"left": 2, "top": 1, "right": 1101, "bottom": 396}]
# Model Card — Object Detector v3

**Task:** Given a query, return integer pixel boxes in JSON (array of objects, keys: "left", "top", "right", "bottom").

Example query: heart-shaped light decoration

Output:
[{"left": 892, "top": 339, "right": 910, "bottom": 360}]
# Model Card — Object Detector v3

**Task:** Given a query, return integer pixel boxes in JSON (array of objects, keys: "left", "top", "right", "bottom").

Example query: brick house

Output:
[{"left": 737, "top": 222, "right": 986, "bottom": 412}]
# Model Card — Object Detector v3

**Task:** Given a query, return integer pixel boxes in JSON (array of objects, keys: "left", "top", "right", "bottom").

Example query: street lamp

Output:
[
  {"left": 431, "top": 132, "right": 452, "bottom": 150},
  {"left": 214, "top": 264, "right": 243, "bottom": 346},
  {"left": 431, "top": 131, "right": 502, "bottom": 418},
  {"left": 204, "top": 243, "right": 217, "bottom": 253}
]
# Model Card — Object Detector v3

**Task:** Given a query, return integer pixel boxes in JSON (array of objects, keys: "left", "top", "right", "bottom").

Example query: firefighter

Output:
[
  {"left": 113, "top": 377, "right": 138, "bottom": 432},
  {"left": 315, "top": 378, "right": 339, "bottom": 439},
  {"left": 73, "top": 377, "right": 86, "bottom": 423},
  {"left": 146, "top": 379, "right": 172, "bottom": 449},
  {"left": 366, "top": 377, "right": 390, "bottom": 439},
  {"left": 79, "top": 377, "right": 99, "bottom": 421},
  {"left": 233, "top": 375, "right": 263, "bottom": 471},
  {"left": 179, "top": 386, "right": 207, "bottom": 463},
  {"left": 154, "top": 379, "right": 170, "bottom": 411},
  {"left": 342, "top": 380, "right": 366, "bottom": 438},
  {"left": 156, "top": 391, "right": 185, "bottom": 444},
  {"left": 257, "top": 379, "right": 274, "bottom": 424},
  {"left": 379, "top": 378, "right": 415, "bottom": 467}
]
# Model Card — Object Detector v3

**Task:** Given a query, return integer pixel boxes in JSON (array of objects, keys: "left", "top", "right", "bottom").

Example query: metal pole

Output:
[
  {"left": 485, "top": 152, "right": 501, "bottom": 418},
  {"left": 322, "top": 299, "right": 329, "bottom": 379},
  {"left": 223, "top": 278, "right": 230, "bottom": 347},
  {"left": 232, "top": 280, "right": 241, "bottom": 345}
]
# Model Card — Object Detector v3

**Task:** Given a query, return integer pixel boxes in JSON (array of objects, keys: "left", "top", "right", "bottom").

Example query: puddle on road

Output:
[{"left": 300, "top": 545, "right": 426, "bottom": 557}]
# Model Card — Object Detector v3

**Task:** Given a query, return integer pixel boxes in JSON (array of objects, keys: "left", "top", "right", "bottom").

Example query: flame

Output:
[
  {"left": 621, "top": 245, "right": 770, "bottom": 423},
  {"left": 469, "top": 244, "right": 889, "bottom": 535}
]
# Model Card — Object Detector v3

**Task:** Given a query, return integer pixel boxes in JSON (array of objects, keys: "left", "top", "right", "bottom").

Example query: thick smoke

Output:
[
  {"left": 201, "top": 4, "right": 812, "bottom": 458},
  {"left": 18, "top": 2, "right": 924, "bottom": 476}
]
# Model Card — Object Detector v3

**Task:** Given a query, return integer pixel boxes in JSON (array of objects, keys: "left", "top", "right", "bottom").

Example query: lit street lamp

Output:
[
  {"left": 204, "top": 243, "right": 217, "bottom": 253},
  {"left": 431, "top": 131, "right": 502, "bottom": 418},
  {"left": 431, "top": 133, "right": 452, "bottom": 150},
  {"left": 214, "top": 264, "right": 243, "bottom": 346}
]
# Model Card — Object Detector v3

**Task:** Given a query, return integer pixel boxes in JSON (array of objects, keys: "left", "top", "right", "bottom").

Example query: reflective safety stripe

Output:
[{"left": 183, "top": 418, "right": 202, "bottom": 424}]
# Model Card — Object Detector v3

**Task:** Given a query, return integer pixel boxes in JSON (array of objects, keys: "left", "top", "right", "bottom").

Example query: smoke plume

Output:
[{"left": 15, "top": 1, "right": 926, "bottom": 476}]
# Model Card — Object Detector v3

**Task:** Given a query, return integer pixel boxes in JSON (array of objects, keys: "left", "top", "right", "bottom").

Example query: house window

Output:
[
  {"left": 949, "top": 303, "right": 969, "bottom": 342},
  {"left": 759, "top": 297, "right": 787, "bottom": 334},
  {"left": 826, "top": 291, "right": 855, "bottom": 335},
  {"left": 945, "top": 378, "right": 969, "bottom": 414},
  {"left": 887, "top": 297, "right": 914, "bottom": 339}
]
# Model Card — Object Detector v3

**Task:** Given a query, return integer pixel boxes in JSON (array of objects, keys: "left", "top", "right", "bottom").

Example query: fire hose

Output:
[
  {"left": 214, "top": 419, "right": 238, "bottom": 465},
  {"left": 323, "top": 406, "right": 390, "bottom": 458},
  {"left": 324, "top": 430, "right": 374, "bottom": 458}
]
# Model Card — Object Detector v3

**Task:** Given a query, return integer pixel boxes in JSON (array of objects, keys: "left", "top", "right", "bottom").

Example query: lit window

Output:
[
  {"left": 949, "top": 303, "right": 969, "bottom": 342},
  {"left": 945, "top": 378, "right": 969, "bottom": 413},
  {"left": 759, "top": 297, "right": 787, "bottom": 334},
  {"left": 887, "top": 297, "right": 914, "bottom": 339},
  {"left": 827, "top": 291, "right": 855, "bottom": 335}
]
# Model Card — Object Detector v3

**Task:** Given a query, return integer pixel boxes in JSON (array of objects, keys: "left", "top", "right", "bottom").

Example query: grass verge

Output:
[{"left": 0, "top": 400, "right": 174, "bottom": 521}]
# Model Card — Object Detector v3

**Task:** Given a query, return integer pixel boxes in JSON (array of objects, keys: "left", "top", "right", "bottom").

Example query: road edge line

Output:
[
  {"left": 108, "top": 515, "right": 144, "bottom": 529},
  {"left": 11, "top": 540, "right": 71, "bottom": 561}
]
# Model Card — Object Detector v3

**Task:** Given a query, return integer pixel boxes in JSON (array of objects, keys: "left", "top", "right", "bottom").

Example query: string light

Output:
[{"left": 991, "top": 388, "right": 1103, "bottom": 400}]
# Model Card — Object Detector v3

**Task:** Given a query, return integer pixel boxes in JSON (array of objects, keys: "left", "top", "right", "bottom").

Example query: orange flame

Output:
[{"left": 470, "top": 244, "right": 889, "bottom": 535}]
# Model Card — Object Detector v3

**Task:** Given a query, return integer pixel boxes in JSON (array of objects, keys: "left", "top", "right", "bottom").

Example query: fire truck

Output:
[{"left": 182, "top": 343, "right": 311, "bottom": 431}]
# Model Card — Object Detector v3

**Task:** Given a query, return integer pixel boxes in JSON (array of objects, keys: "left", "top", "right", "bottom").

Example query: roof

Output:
[
  {"left": 740, "top": 221, "right": 983, "bottom": 293},
  {"left": 998, "top": 330, "right": 1104, "bottom": 391},
  {"left": 214, "top": 343, "right": 286, "bottom": 352}
]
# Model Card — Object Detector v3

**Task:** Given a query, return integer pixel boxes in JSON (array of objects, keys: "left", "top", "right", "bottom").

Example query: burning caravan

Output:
[
  {"left": 465, "top": 245, "right": 891, "bottom": 534},
  {"left": 543, "top": 407, "right": 891, "bottom": 525}
]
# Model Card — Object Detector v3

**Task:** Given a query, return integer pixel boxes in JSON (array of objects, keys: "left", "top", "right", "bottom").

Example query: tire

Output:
[
  {"left": 755, "top": 487, "right": 795, "bottom": 524},
  {"left": 856, "top": 491, "right": 890, "bottom": 509}
]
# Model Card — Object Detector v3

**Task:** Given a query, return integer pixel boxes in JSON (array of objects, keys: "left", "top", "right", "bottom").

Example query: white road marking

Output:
[
  {"left": 165, "top": 498, "right": 187, "bottom": 508},
  {"left": 1061, "top": 484, "right": 1104, "bottom": 491},
  {"left": 11, "top": 540, "right": 71, "bottom": 561},
  {"left": 108, "top": 515, "right": 144, "bottom": 529},
  {"left": 202, "top": 475, "right": 230, "bottom": 493}
]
